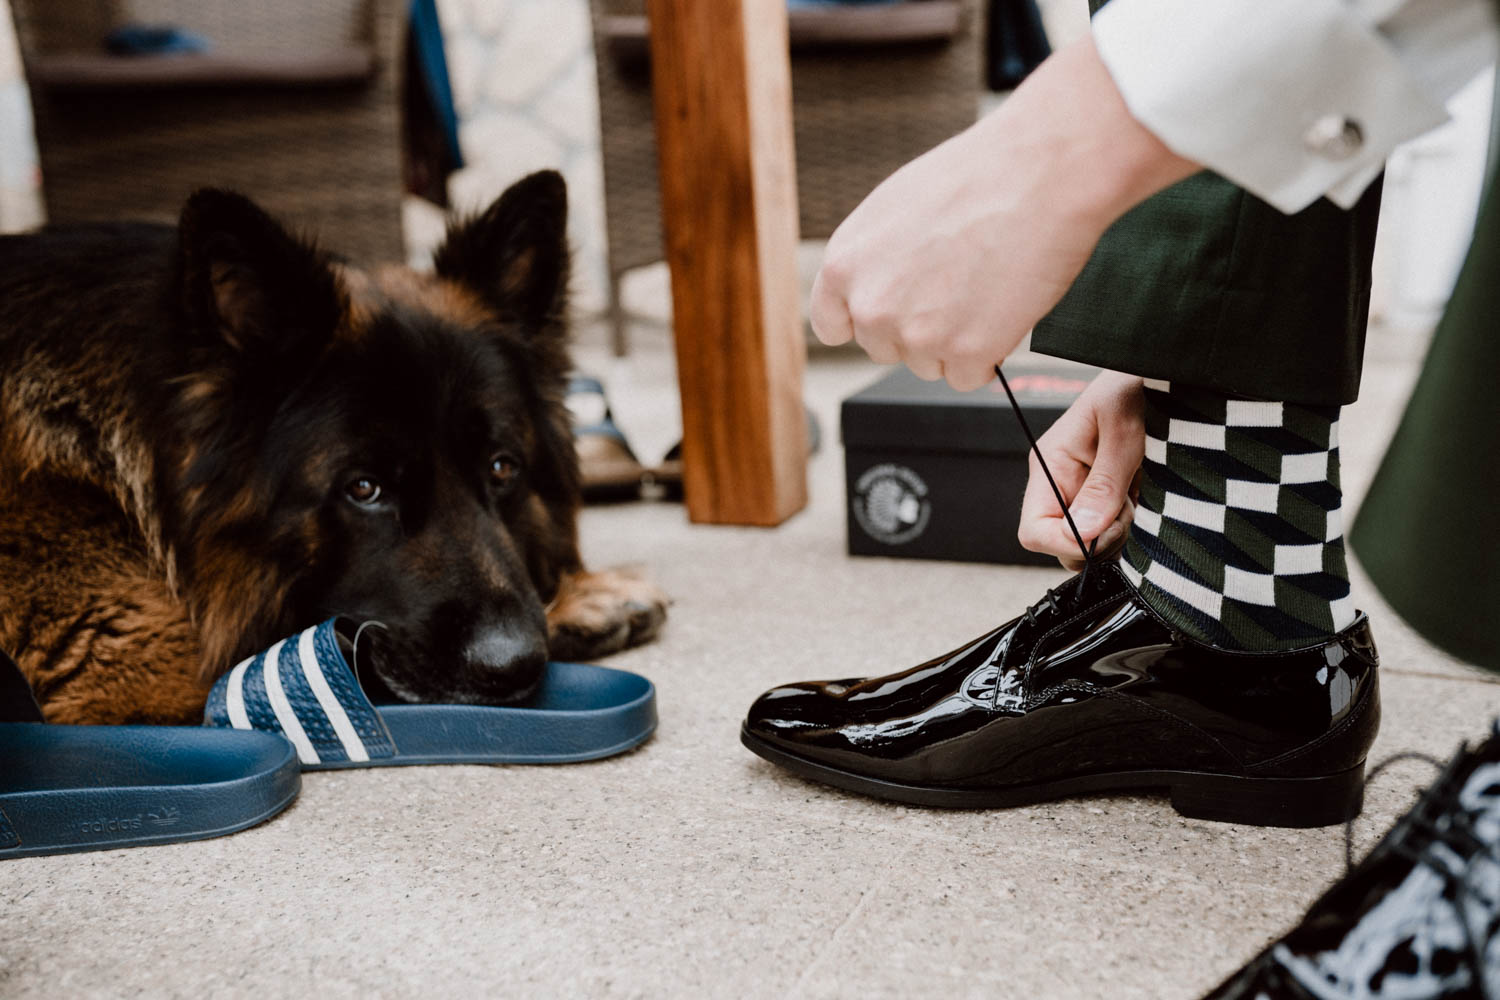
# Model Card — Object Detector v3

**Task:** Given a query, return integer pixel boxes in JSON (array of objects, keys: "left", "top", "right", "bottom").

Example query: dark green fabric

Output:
[
  {"left": 1351, "top": 104, "right": 1500, "bottom": 672},
  {"left": 1032, "top": 0, "right": 1383, "bottom": 407},
  {"left": 1033, "top": 171, "right": 1383, "bottom": 407}
]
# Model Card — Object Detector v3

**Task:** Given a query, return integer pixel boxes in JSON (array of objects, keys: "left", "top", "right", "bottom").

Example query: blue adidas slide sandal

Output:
[
  {"left": 203, "top": 618, "right": 657, "bottom": 769},
  {"left": 0, "top": 653, "right": 300, "bottom": 860}
]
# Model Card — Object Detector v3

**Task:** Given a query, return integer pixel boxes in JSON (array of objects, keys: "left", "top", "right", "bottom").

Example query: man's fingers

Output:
[
  {"left": 1046, "top": 503, "right": 1133, "bottom": 572},
  {"left": 857, "top": 330, "right": 903, "bottom": 366},
  {"left": 1067, "top": 472, "right": 1126, "bottom": 542},
  {"left": 944, "top": 358, "right": 996, "bottom": 393},
  {"left": 1020, "top": 515, "right": 1092, "bottom": 559},
  {"left": 906, "top": 355, "right": 944, "bottom": 381},
  {"left": 1018, "top": 454, "right": 1063, "bottom": 540},
  {"left": 1092, "top": 502, "right": 1135, "bottom": 560},
  {"left": 1066, "top": 431, "right": 1142, "bottom": 541},
  {"left": 1018, "top": 445, "right": 1089, "bottom": 558},
  {"left": 808, "top": 269, "right": 854, "bottom": 346}
]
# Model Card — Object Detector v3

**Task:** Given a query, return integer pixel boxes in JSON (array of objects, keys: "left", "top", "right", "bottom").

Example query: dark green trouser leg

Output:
[{"left": 1032, "top": 174, "right": 1381, "bottom": 406}]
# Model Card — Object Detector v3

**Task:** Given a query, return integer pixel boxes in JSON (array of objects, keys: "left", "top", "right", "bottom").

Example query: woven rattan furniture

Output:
[
  {"left": 590, "top": 0, "right": 982, "bottom": 354},
  {"left": 11, "top": 0, "right": 405, "bottom": 262}
]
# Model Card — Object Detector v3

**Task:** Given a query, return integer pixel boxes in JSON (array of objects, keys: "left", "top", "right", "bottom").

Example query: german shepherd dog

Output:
[{"left": 0, "top": 171, "right": 666, "bottom": 724}]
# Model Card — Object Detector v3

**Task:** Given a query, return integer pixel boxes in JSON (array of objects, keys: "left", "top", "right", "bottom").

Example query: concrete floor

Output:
[{"left": 2, "top": 315, "right": 1493, "bottom": 999}]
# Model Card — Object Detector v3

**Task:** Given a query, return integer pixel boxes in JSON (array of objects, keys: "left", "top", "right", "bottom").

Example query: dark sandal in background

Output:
[{"left": 568, "top": 374, "right": 649, "bottom": 502}]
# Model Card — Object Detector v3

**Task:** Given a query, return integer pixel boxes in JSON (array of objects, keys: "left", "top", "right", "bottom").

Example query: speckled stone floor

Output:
[{"left": 2, "top": 316, "right": 1489, "bottom": 1000}]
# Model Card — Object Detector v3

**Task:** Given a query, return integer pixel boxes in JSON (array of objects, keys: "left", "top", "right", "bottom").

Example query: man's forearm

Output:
[
  {"left": 807, "top": 36, "right": 1202, "bottom": 390},
  {"left": 965, "top": 37, "right": 1199, "bottom": 235}
]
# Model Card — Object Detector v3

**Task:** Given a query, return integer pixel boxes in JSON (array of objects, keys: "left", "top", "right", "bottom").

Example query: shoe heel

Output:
[{"left": 1168, "top": 764, "right": 1365, "bottom": 828}]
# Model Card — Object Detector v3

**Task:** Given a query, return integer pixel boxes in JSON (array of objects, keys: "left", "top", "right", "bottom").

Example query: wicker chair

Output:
[
  {"left": 11, "top": 0, "right": 406, "bottom": 262},
  {"left": 590, "top": 0, "right": 983, "bottom": 353}
]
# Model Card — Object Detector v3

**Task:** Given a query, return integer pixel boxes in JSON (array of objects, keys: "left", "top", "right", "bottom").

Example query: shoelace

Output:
[
  {"left": 1344, "top": 733, "right": 1500, "bottom": 999},
  {"left": 994, "top": 364, "right": 1099, "bottom": 627}
]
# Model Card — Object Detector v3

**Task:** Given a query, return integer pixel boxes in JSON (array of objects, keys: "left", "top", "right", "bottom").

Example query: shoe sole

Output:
[{"left": 741, "top": 727, "right": 1365, "bottom": 828}]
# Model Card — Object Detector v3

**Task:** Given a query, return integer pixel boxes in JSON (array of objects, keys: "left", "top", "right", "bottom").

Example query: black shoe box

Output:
[{"left": 841, "top": 364, "right": 1096, "bottom": 565}]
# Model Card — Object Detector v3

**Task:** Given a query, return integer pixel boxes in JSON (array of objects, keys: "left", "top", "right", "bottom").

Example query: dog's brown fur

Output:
[{"left": 0, "top": 175, "right": 666, "bottom": 724}]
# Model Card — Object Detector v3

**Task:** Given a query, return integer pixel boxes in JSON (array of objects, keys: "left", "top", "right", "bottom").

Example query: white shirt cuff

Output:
[{"left": 1092, "top": 0, "right": 1453, "bottom": 213}]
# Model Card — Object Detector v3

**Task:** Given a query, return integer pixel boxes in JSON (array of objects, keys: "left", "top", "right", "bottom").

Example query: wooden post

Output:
[{"left": 645, "top": 0, "right": 808, "bottom": 526}]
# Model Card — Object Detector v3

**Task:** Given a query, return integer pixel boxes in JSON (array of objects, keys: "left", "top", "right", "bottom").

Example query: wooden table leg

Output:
[{"left": 645, "top": 0, "right": 808, "bottom": 526}]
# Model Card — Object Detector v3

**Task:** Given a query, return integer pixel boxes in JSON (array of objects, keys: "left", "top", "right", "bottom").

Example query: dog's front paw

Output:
[{"left": 547, "top": 568, "right": 669, "bottom": 660}]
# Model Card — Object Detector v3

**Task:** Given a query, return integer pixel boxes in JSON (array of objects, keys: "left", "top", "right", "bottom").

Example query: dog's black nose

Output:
[{"left": 463, "top": 626, "right": 546, "bottom": 700}]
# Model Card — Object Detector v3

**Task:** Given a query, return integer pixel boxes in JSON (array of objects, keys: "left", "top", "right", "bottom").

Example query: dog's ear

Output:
[
  {"left": 433, "top": 170, "right": 569, "bottom": 328},
  {"left": 177, "top": 189, "right": 344, "bottom": 359}
]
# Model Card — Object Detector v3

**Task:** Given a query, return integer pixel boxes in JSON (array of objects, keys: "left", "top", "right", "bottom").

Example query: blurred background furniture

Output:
[
  {"left": 590, "top": 0, "right": 984, "bottom": 355},
  {"left": 10, "top": 0, "right": 406, "bottom": 261}
]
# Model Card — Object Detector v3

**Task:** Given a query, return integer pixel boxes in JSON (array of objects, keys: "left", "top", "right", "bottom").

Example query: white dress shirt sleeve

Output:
[{"left": 1091, "top": 0, "right": 1499, "bottom": 213}]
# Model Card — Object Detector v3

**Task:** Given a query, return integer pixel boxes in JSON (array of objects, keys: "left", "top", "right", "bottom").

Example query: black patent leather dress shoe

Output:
[
  {"left": 1203, "top": 726, "right": 1500, "bottom": 998},
  {"left": 742, "top": 562, "right": 1381, "bottom": 828}
]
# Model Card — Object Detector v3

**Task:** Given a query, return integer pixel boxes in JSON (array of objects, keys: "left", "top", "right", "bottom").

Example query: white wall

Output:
[
  {"left": 0, "top": 0, "right": 43, "bottom": 233},
  {"left": 422, "top": 0, "right": 611, "bottom": 314},
  {"left": 1372, "top": 67, "right": 1494, "bottom": 331}
]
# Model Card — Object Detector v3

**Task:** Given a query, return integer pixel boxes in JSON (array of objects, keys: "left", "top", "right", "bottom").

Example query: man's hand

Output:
[
  {"left": 1017, "top": 371, "right": 1145, "bottom": 572},
  {"left": 809, "top": 38, "right": 1197, "bottom": 391}
]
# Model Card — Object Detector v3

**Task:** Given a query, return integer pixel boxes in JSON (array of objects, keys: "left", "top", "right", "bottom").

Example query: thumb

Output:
[{"left": 1067, "top": 450, "right": 1141, "bottom": 543}]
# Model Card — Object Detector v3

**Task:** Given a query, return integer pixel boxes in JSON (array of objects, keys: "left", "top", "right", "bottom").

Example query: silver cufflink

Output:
[{"left": 1303, "top": 115, "right": 1364, "bottom": 160}]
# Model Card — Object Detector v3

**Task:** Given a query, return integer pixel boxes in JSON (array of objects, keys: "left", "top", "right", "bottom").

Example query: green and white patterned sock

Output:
[{"left": 1121, "top": 380, "right": 1354, "bottom": 651}]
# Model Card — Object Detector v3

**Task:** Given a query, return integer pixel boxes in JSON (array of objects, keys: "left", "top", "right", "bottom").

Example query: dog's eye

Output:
[
  {"left": 346, "top": 477, "right": 383, "bottom": 506},
  {"left": 489, "top": 455, "right": 520, "bottom": 487}
]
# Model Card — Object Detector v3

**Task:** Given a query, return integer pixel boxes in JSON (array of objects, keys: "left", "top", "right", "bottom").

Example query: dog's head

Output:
[{"left": 165, "top": 173, "right": 579, "bottom": 704}]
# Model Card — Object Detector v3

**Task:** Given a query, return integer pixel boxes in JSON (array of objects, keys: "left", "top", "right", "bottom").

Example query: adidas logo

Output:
[
  {"left": 78, "top": 815, "right": 141, "bottom": 834},
  {"left": 145, "top": 806, "right": 180, "bottom": 827},
  {"left": 77, "top": 806, "right": 181, "bottom": 835}
]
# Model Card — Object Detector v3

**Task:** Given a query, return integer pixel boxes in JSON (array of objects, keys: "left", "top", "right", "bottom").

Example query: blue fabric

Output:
[
  {"left": 988, "top": 0, "right": 1051, "bottom": 91},
  {"left": 278, "top": 635, "right": 350, "bottom": 765},
  {"left": 202, "top": 665, "right": 229, "bottom": 727},
  {"left": 312, "top": 622, "right": 395, "bottom": 755},
  {"left": 203, "top": 623, "right": 396, "bottom": 765},
  {"left": 104, "top": 25, "right": 210, "bottom": 56},
  {"left": 408, "top": 0, "right": 464, "bottom": 171},
  {"left": 568, "top": 375, "right": 637, "bottom": 454},
  {"left": 240, "top": 650, "right": 283, "bottom": 740}
]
